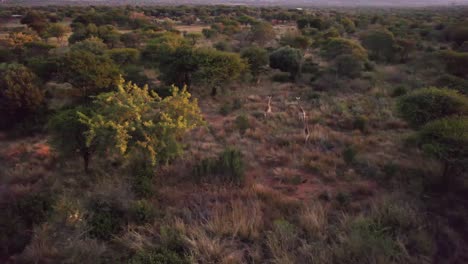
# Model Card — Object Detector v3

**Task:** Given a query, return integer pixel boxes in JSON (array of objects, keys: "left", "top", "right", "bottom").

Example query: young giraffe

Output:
[
  {"left": 264, "top": 96, "right": 272, "bottom": 118},
  {"left": 297, "top": 97, "right": 310, "bottom": 144},
  {"left": 296, "top": 97, "right": 307, "bottom": 122},
  {"left": 303, "top": 117, "right": 310, "bottom": 144}
]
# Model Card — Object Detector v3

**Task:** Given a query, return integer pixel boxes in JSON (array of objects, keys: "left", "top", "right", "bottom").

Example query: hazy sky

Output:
[{"left": 3, "top": 0, "right": 468, "bottom": 6}]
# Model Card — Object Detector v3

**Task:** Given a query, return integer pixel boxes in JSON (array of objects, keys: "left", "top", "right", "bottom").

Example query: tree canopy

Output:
[{"left": 79, "top": 79, "right": 204, "bottom": 165}]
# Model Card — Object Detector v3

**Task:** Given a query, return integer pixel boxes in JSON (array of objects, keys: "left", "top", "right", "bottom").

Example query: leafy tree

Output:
[
  {"left": 106, "top": 48, "right": 140, "bottom": 65},
  {"left": 202, "top": 28, "right": 217, "bottom": 39},
  {"left": 297, "top": 16, "right": 324, "bottom": 30},
  {"left": 48, "top": 107, "right": 94, "bottom": 172},
  {"left": 0, "top": 63, "right": 44, "bottom": 128},
  {"left": 249, "top": 22, "right": 276, "bottom": 46},
  {"left": 120, "top": 32, "right": 142, "bottom": 48},
  {"left": 142, "top": 32, "right": 188, "bottom": 67},
  {"left": 280, "top": 33, "right": 312, "bottom": 50},
  {"left": 21, "top": 11, "right": 49, "bottom": 35},
  {"left": 46, "top": 23, "right": 71, "bottom": 44},
  {"left": 5, "top": 32, "right": 38, "bottom": 49},
  {"left": 185, "top": 32, "right": 202, "bottom": 45},
  {"left": 444, "top": 23, "right": 468, "bottom": 46},
  {"left": 193, "top": 48, "right": 247, "bottom": 95},
  {"left": 98, "top": 25, "right": 121, "bottom": 48},
  {"left": 70, "top": 37, "right": 108, "bottom": 55},
  {"left": 335, "top": 54, "right": 365, "bottom": 78},
  {"left": 438, "top": 50, "right": 468, "bottom": 78},
  {"left": 397, "top": 87, "right": 468, "bottom": 128},
  {"left": 321, "top": 37, "right": 368, "bottom": 61},
  {"left": 417, "top": 116, "right": 468, "bottom": 184},
  {"left": 360, "top": 28, "right": 397, "bottom": 62},
  {"left": 79, "top": 79, "right": 204, "bottom": 165},
  {"left": 395, "top": 38, "right": 416, "bottom": 62},
  {"left": 241, "top": 46, "right": 269, "bottom": 84},
  {"left": 59, "top": 50, "right": 120, "bottom": 99},
  {"left": 340, "top": 17, "right": 356, "bottom": 33},
  {"left": 159, "top": 45, "right": 199, "bottom": 89},
  {"left": 269, "top": 46, "right": 303, "bottom": 81}
]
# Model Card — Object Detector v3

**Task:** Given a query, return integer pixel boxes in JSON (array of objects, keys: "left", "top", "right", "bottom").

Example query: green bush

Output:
[
  {"left": 391, "top": 85, "right": 408, "bottom": 97},
  {"left": 235, "top": 114, "right": 250, "bottom": 135},
  {"left": 88, "top": 200, "right": 125, "bottom": 240},
  {"left": 271, "top": 73, "right": 291, "bottom": 83},
  {"left": 1, "top": 191, "right": 53, "bottom": 256},
  {"left": 342, "top": 145, "right": 357, "bottom": 165},
  {"left": 130, "top": 161, "right": 155, "bottom": 198},
  {"left": 434, "top": 74, "right": 468, "bottom": 94},
  {"left": 193, "top": 148, "right": 245, "bottom": 185},
  {"left": 417, "top": 116, "right": 468, "bottom": 181},
  {"left": 397, "top": 87, "right": 468, "bottom": 128},
  {"left": 131, "top": 200, "right": 155, "bottom": 224},
  {"left": 269, "top": 46, "right": 303, "bottom": 80},
  {"left": 353, "top": 115, "right": 368, "bottom": 132}
]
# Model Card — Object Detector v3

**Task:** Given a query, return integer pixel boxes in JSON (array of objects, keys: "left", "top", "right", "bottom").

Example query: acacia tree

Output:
[
  {"left": 360, "top": 28, "right": 397, "bottom": 62},
  {"left": 79, "top": 79, "right": 204, "bottom": 166},
  {"left": 48, "top": 107, "right": 94, "bottom": 173},
  {"left": 59, "top": 50, "right": 120, "bottom": 99},
  {"left": 159, "top": 45, "right": 199, "bottom": 89},
  {"left": 249, "top": 22, "right": 276, "bottom": 46},
  {"left": 269, "top": 46, "right": 303, "bottom": 81},
  {"left": 193, "top": 48, "right": 247, "bottom": 96},
  {"left": 47, "top": 23, "right": 71, "bottom": 44},
  {"left": 0, "top": 63, "right": 44, "bottom": 128},
  {"left": 241, "top": 46, "right": 269, "bottom": 84},
  {"left": 21, "top": 11, "right": 49, "bottom": 35},
  {"left": 397, "top": 87, "right": 468, "bottom": 128},
  {"left": 417, "top": 116, "right": 468, "bottom": 185}
]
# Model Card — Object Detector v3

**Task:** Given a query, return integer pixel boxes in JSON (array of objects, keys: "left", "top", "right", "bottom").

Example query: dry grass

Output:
[
  {"left": 298, "top": 202, "right": 329, "bottom": 240},
  {"left": 184, "top": 226, "right": 242, "bottom": 264},
  {"left": 174, "top": 25, "right": 209, "bottom": 33},
  {"left": 207, "top": 199, "right": 263, "bottom": 241}
]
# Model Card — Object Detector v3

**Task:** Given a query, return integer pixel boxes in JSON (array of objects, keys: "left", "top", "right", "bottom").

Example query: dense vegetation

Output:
[{"left": 1, "top": 4, "right": 468, "bottom": 264}]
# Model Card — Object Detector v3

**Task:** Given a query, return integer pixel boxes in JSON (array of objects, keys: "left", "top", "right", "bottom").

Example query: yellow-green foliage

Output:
[{"left": 79, "top": 78, "right": 204, "bottom": 165}]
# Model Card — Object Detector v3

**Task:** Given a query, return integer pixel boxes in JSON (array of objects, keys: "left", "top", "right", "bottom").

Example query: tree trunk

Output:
[
  {"left": 83, "top": 150, "right": 91, "bottom": 174},
  {"left": 441, "top": 162, "right": 452, "bottom": 190},
  {"left": 211, "top": 87, "right": 217, "bottom": 97}
]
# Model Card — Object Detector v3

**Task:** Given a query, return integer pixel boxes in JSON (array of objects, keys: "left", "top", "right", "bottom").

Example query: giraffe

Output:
[{"left": 264, "top": 96, "right": 272, "bottom": 118}]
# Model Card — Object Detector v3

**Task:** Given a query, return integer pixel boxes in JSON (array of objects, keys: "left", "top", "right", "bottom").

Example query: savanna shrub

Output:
[
  {"left": 235, "top": 114, "right": 250, "bottom": 135},
  {"left": 88, "top": 200, "right": 125, "bottom": 240},
  {"left": 131, "top": 200, "right": 155, "bottom": 224},
  {"left": 391, "top": 85, "right": 408, "bottom": 97},
  {"left": 193, "top": 148, "right": 245, "bottom": 185},
  {"left": 271, "top": 73, "right": 291, "bottom": 83},
  {"left": 397, "top": 87, "right": 468, "bottom": 128},
  {"left": 343, "top": 145, "right": 357, "bottom": 165},
  {"left": 353, "top": 115, "right": 368, "bottom": 132}
]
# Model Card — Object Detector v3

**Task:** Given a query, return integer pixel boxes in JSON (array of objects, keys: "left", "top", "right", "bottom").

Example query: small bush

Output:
[
  {"left": 130, "top": 161, "right": 155, "bottom": 198},
  {"left": 353, "top": 115, "right": 368, "bottom": 132},
  {"left": 219, "top": 103, "right": 231, "bottom": 116},
  {"left": 391, "top": 85, "right": 408, "bottom": 97},
  {"left": 235, "top": 114, "right": 250, "bottom": 135},
  {"left": 342, "top": 145, "right": 357, "bottom": 165},
  {"left": 193, "top": 148, "right": 245, "bottom": 185},
  {"left": 131, "top": 200, "right": 155, "bottom": 224},
  {"left": 382, "top": 162, "right": 399, "bottom": 179},
  {"left": 271, "top": 73, "right": 291, "bottom": 83},
  {"left": 336, "top": 192, "right": 351, "bottom": 206},
  {"left": 232, "top": 98, "right": 243, "bottom": 110},
  {"left": 88, "top": 200, "right": 125, "bottom": 240}
]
